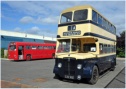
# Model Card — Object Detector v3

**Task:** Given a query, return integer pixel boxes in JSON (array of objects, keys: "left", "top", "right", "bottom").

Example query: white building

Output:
[{"left": 1, "top": 30, "right": 56, "bottom": 49}]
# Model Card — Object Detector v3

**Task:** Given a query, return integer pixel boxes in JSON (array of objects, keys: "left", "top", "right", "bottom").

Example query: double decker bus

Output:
[
  {"left": 8, "top": 42, "right": 56, "bottom": 61},
  {"left": 53, "top": 5, "right": 116, "bottom": 84}
]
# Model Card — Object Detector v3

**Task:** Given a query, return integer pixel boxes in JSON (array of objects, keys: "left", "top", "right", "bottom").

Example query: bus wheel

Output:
[
  {"left": 52, "top": 54, "right": 55, "bottom": 59},
  {"left": 26, "top": 55, "right": 31, "bottom": 61},
  {"left": 88, "top": 65, "right": 99, "bottom": 85},
  {"left": 54, "top": 74, "right": 62, "bottom": 80}
]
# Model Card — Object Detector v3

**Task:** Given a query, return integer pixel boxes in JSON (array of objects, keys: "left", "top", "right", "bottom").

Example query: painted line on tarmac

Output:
[{"left": 104, "top": 67, "right": 125, "bottom": 88}]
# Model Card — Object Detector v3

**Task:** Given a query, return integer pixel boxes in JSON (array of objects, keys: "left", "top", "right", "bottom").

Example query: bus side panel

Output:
[
  {"left": 32, "top": 49, "right": 37, "bottom": 59},
  {"left": 46, "top": 48, "right": 53, "bottom": 58},
  {"left": 54, "top": 54, "right": 116, "bottom": 80},
  {"left": 37, "top": 48, "right": 45, "bottom": 59},
  {"left": 24, "top": 48, "right": 32, "bottom": 60},
  {"left": 99, "top": 54, "right": 116, "bottom": 73}
]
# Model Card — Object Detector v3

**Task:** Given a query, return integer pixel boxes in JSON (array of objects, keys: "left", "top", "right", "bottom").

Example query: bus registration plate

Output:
[{"left": 65, "top": 75, "right": 74, "bottom": 79}]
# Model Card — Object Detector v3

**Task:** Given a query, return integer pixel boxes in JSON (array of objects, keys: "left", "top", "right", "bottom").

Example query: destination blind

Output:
[{"left": 63, "top": 31, "right": 81, "bottom": 36}]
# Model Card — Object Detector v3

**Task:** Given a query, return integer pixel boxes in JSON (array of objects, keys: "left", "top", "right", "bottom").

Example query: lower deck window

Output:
[
  {"left": 83, "top": 43, "right": 96, "bottom": 52},
  {"left": 57, "top": 39, "right": 70, "bottom": 53}
]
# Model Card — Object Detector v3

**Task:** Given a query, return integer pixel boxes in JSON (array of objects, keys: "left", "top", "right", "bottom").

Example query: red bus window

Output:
[
  {"left": 47, "top": 46, "right": 50, "bottom": 49},
  {"left": 18, "top": 46, "right": 23, "bottom": 50},
  {"left": 32, "top": 46, "right": 37, "bottom": 49},
  {"left": 49, "top": 46, "right": 52, "bottom": 49},
  {"left": 9, "top": 45, "right": 16, "bottom": 50},
  {"left": 43, "top": 46, "right": 47, "bottom": 49},
  {"left": 38, "top": 46, "right": 43, "bottom": 49},
  {"left": 26, "top": 46, "right": 31, "bottom": 49}
]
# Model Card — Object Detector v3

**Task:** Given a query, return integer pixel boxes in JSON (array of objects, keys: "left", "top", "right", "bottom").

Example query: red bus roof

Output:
[{"left": 9, "top": 42, "right": 56, "bottom": 46}]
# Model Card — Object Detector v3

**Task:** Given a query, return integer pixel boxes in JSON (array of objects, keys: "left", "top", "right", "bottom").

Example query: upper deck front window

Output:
[
  {"left": 73, "top": 9, "right": 88, "bottom": 21},
  {"left": 60, "top": 12, "right": 72, "bottom": 24}
]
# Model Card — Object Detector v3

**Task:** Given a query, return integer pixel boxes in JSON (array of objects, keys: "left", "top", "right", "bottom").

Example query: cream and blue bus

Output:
[{"left": 53, "top": 5, "right": 116, "bottom": 84}]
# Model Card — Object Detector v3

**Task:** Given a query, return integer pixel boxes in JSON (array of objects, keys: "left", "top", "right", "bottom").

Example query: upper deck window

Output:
[
  {"left": 60, "top": 12, "right": 72, "bottom": 24},
  {"left": 98, "top": 14, "right": 102, "bottom": 26},
  {"left": 73, "top": 9, "right": 88, "bottom": 21},
  {"left": 92, "top": 10, "right": 97, "bottom": 23}
]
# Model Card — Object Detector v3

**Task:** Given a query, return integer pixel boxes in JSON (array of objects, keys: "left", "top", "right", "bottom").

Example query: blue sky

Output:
[{"left": 1, "top": 1, "right": 125, "bottom": 37}]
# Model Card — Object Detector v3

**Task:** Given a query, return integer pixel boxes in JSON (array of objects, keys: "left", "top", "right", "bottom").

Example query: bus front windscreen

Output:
[
  {"left": 60, "top": 12, "right": 72, "bottom": 24},
  {"left": 9, "top": 45, "right": 16, "bottom": 51},
  {"left": 73, "top": 9, "right": 88, "bottom": 21},
  {"left": 57, "top": 39, "right": 70, "bottom": 53}
]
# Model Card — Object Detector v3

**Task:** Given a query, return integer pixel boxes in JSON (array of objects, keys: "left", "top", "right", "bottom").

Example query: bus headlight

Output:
[
  {"left": 77, "top": 64, "right": 82, "bottom": 69},
  {"left": 58, "top": 63, "right": 62, "bottom": 68},
  {"left": 77, "top": 75, "right": 81, "bottom": 80}
]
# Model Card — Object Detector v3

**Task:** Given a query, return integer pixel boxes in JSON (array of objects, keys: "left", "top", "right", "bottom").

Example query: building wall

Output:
[{"left": 1, "top": 30, "right": 56, "bottom": 49}]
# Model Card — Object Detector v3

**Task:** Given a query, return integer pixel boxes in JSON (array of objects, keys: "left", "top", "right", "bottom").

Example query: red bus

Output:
[{"left": 8, "top": 42, "right": 56, "bottom": 61}]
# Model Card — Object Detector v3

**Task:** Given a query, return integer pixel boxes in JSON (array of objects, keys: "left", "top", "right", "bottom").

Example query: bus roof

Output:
[
  {"left": 9, "top": 42, "right": 56, "bottom": 46},
  {"left": 61, "top": 5, "right": 115, "bottom": 27},
  {"left": 61, "top": 5, "right": 93, "bottom": 13}
]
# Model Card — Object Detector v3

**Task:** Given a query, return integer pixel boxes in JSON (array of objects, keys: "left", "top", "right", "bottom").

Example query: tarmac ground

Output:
[{"left": 1, "top": 58, "right": 125, "bottom": 88}]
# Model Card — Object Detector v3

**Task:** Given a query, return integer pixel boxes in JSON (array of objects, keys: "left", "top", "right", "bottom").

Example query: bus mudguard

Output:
[{"left": 83, "top": 59, "right": 99, "bottom": 78}]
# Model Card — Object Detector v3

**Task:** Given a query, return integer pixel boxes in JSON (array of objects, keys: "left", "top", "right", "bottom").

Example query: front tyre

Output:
[
  {"left": 54, "top": 74, "right": 63, "bottom": 80},
  {"left": 88, "top": 65, "right": 99, "bottom": 85}
]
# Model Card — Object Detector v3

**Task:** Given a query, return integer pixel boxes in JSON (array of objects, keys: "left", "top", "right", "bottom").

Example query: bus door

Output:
[{"left": 18, "top": 46, "right": 24, "bottom": 60}]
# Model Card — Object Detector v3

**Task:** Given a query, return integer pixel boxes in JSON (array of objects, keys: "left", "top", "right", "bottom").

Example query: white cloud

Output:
[
  {"left": 14, "top": 27, "right": 22, "bottom": 32},
  {"left": 26, "top": 26, "right": 57, "bottom": 37},
  {"left": 19, "top": 16, "right": 59, "bottom": 24},
  {"left": 27, "top": 26, "right": 40, "bottom": 34},
  {"left": 20, "top": 16, "right": 34, "bottom": 23},
  {"left": 36, "top": 16, "right": 59, "bottom": 24}
]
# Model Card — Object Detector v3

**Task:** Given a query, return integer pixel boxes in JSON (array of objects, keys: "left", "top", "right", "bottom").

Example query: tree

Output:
[{"left": 116, "top": 30, "right": 125, "bottom": 57}]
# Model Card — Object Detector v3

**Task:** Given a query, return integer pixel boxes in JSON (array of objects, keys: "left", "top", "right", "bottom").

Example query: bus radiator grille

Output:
[{"left": 63, "top": 58, "right": 76, "bottom": 76}]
